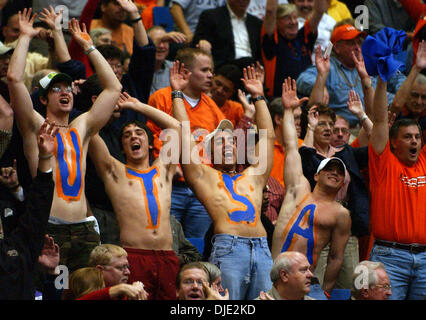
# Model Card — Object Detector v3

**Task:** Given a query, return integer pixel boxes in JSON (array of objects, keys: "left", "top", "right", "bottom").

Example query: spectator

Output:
[
  {"left": 147, "top": 25, "right": 186, "bottom": 95},
  {"left": 262, "top": 0, "right": 328, "bottom": 98},
  {"left": 170, "top": 0, "right": 225, "bottom": 44},
  {"left": 88, "top": 88, "right": 182, "bottom": 300},
  {"left": 90, "top": 0, "right": 135, "bottom": 54},
  {"left": 256, "top": 251, "right": 315, "bottom": 300},
  {"left": 148, "top": 48, "right": 225, "bottom": 239},
  {"left": 176, "top": 262, "right": 229, "bottom": 300},
  {"left": 350, "top": 261, "right": 392, "bottom": 300},
  {"left": 0, "top": 120, "right": 56, "bottom": 300},
  {"left": 296, "top": 21, "right": 406, "bottom": 127},
  {"left": 368, "top": 71, "right": 426, "bottom": 300},
  {"left": 173, "top": 65, "right": 275, "bottom": 300},
  {"left": 192, "top": 0, "right": 263, "bottom": 68},
  {"left": 272, "top": 78, "right": 351, "bottom": 300},
  {"left": 7, "top": 10, "right": 122, "bottom": 273},
  {"left": 247, "top": 0, "right": 289, "bottom": 20},
  {"left": 200, "top": 261, "right": 225, "bottom": 295},
  {"left": 90, "top": 27, "right": 112, "bottom": 46}
]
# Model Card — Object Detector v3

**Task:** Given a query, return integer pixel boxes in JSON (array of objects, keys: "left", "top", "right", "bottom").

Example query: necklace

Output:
[
  {"left": 336, "top": 64, "right": 360, "bottom": 89},
  {"left": 54, "top": 123, "right": 70, "bottom": 128}
]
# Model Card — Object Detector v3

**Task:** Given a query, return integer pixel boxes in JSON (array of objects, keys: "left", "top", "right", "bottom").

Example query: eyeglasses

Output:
[
  {"left": 333, "top": 128, "right": 349, "bottom": 135},
  {"left": 374, "top": 284, "right": 392, "bottom": 290},
  {"left": 182, "top": 279, "right": 204, "bottom": 286},
  {"left": 51, "top": 85, "right": 72, "bottom": 93},
  {"left": 105, "top": 264, "right": 130, "bottom": 272}
]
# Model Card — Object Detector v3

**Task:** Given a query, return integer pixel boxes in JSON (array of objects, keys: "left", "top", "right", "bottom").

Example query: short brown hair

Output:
[
  {"left": 175, "top": 48, "right": 213, "bottom": 70},
  {"left": 63, "top": 267, "right": 105, "bottom": 300},
  {"left": 175, "top": 262, "right": 209, "bottom": 289}
]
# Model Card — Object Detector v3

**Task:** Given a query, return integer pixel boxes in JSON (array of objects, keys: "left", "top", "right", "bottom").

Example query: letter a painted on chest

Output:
[
  {"left": 55, "top": 129, "right": 83, "bottom": 202},
  {"left": 126, "top": 166, "right": 161, "bottom": 229}
]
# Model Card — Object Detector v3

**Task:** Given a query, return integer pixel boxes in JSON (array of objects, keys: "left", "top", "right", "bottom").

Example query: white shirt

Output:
[
  {"left": 226, "top": 2, "right": 252, "bottom": 59},
  {"left": 247, "top": 0, "right": 288, "bottom": 20}
]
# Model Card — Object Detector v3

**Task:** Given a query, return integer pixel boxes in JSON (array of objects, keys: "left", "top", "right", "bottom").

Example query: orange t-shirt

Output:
[
  {"left": 219, "top": 100, "right": 244, "bottom": 128},
  {"left": 369, "top": 142, "right": 426, "bottom": 244},
  {"left": 147, "top": 86, "right": 226, "bottom": 158},
  {"left": 90, "top": 19, "right": 134, "bottom": 55},
  {"left": 270, "top": 138, "right": 304, "bottom": 187}
]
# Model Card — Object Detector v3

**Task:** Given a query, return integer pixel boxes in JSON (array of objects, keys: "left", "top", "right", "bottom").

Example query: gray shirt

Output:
[
  {"left": 150, "top": 60, "right": 173, "bottom": 96},
  {"left": 33, "top": 0, "right": 88, "bottom": 20}
]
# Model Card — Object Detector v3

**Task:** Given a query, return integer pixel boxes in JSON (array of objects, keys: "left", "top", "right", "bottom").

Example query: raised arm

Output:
[
  {"left": 117, "top": 0, "right": 149, "bottom": 47},
  {"left": 88, "top": 133, "right": 115, "bottom": 180},
  {"left": 347, "top": 90, "right": 372, "bottom": 147},
  {"left": 302, "top": 105, "right": 319, "bottom": 148},
  {"left": 39, "top": 6, "right": 71, "bottom": 63},
  {"left": 69, "top": 19, "right": 122, "bottom": 136},
  {"left": 371, "top": 76, "right": 389, "bottom": 154},
  {"left": 322, "top": 207, "right": 351, "bottom": 295},
  {"left": 7, "top": 9, "right": 43, "bottom": 134},
  {"left": 0, "top": 94, "right": 13, "bottom": 152},
  {"left": 281, "top": 78, "right": 309, "bottom": 190},
  {"left": 241, "top": 66, "right": 275, "bottom": 184},
  {"left": 170, "top": 3, "right": 193, "bottom": 44},
  {"left": 353, "top": 50, "right": 374, "bottom": 118},
  {"left": 264, "top": 0, "right": 278, "bottom": 36},
  {"left": 308, "top": 46, "right": 330, "bottom": 106},
  {"left": 389, "top": 40, "right": 426, "bottom": 115},
  {"left": 307, "top": 0, "right": 329, "bottom": 32}
]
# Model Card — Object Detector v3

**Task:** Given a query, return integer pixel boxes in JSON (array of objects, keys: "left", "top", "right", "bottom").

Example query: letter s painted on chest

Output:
[
  {"left": 54, "top": 129, "right": 83, "bottom": 202},
  {"left": 219, "top": 173, "right": 257, "bottom": 226},
  {"left": 126, "top": 166, "right": 161, "bottom": 229}
]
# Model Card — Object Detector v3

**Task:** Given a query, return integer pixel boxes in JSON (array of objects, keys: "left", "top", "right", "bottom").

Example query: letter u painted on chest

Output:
[
  {"left": 219, "top": 173, "right": 257, "bottom": 226},
  {"left": 281, "top": 203, "right": 317, "bottom": 265},
  {"left": 54, "top": 129, "right": 83, "bottom": 202},
  {"left": 125, "top": 166, "right": 161, "bottom": 229}
]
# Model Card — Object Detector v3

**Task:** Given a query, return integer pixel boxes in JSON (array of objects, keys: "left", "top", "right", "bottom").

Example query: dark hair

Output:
[
  {"left": 389, "top": 118, "right": 422, "bottom": 141},
  {"left": 215, "top": 64, "right": 242, "bottom": 90},
  {"left": 314, "top": 104, "right": 336, "bottom": 123},
  {"left": 119, "top": 120, "right": 154, "bottom": 162},
  {"left": 96, "top": 44, "right": 125, "bottom": 64},
  {"left": 268, "top": 97, "right": 283, "bottom": 128},
  {"left": 101, "top": 0, "right": 118, "bottom": 6},
  {"left": 175, "top": 262, "right": 208, "bottom": 289},
  {"left": 75, "top": 74, "right": 103, "bottom": 112}
]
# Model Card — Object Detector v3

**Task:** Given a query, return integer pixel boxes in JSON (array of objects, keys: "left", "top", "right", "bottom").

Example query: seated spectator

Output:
[
  {"left": 256, "top": 251, "right": 315, "bottom": 300},
  {"left": 200, "top": 261, "right": 225, "bottom": 295},
  {"left": 350, "top": 261, "right": 392, "bottom": 300},
  {"left": 63, "top": 267, "right": 147, "bottom": 300},
  {"left": 170, "top": 0, "right": 225, "bottom": 44},
  {"left": 192, "top": 0, "right": 263, "bottom": 68},
  {"left": 176, "top": 262, "right": 229, "bottom": 300},
  {"left": 262, "top": 0, "right": 328, "bottom": 98},
  {"left": 90, "top": 27, "right": 113, "bottom": 46}
]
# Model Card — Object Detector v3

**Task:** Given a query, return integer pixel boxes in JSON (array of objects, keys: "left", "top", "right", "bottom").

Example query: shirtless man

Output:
[
  {"left": 6, "top": 9, "right": 122, "bottom": 272},
  {"left": 87, "top": 80, "right": 182, "bottom": 299},
  {"left": 272, "top": 78, "right": 351, "bottom": 299},
  {"left": 172, "top": 64, "right": 275, "bottom": 300}
]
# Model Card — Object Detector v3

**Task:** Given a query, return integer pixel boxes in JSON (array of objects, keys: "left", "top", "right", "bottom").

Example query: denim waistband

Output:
[{"left": 212, "top": 233, "right": 268, "bottom": 247}]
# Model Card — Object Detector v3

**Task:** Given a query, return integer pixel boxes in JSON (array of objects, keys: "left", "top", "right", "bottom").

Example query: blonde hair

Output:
[
  {"left": 89, "top": 244, "right": 128, "bottom": 267},
  {"left": 64, "top": 267, "right": 105, "bottom": 299},
  {"left": 276, "top": 4, "right": 297, "bottom": 19}
]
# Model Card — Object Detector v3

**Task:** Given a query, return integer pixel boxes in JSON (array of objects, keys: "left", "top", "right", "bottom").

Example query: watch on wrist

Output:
[
  {"left": 251, "top": 95, "right": 266, "bottom": 103},
  {"left": 171, "top": 90, "right": 184, "bottom": 99}
]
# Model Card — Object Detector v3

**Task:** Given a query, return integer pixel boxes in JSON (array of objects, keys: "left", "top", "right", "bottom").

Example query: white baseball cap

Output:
[{"left": 316, "top": 157, "right": 347, "bottom": 174}]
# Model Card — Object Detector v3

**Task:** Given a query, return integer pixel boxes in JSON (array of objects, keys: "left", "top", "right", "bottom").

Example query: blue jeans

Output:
[
  {"left": 170, "top": 183, "right": 212, "bottom": 238},
  {"left": 369, "top": 243, "right": 426, "bottom": 300},
  {"left": 209, "top": 234, "right": 273, "bottom": 300}
]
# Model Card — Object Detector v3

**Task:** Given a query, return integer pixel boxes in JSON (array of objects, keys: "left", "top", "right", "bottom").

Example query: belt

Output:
[{"left": 375, "top": 240, "right": 426, "bottom": 254}]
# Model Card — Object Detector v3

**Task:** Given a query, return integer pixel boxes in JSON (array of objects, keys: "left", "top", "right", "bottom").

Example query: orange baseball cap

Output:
[{"left": 331, "top": 24, "right": 367, "bottom": 44}]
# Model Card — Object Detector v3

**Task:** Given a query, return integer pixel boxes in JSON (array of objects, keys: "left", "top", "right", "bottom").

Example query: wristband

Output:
[
  {"left": 359, "top": 114, "right": 368, "bottom": 126},
  {"left": 84, "top": 45, "right": 96, "bottom": 55},
  {"left": 39, "top": 153, "right": 53, "bottom": 160},
  {"left": 130, "top": 16, "right": 142, "bottom": 23},
  {"left": 171, "top": 90, "right": 184, "bottom": 99},
  {"left": 251, "top": 95, "right": 265, "bottom": 103}
]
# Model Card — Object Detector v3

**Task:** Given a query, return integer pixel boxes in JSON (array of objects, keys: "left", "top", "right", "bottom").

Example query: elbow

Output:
[{"left": 6, "top": 70, "right": 20, "bottom": 84}]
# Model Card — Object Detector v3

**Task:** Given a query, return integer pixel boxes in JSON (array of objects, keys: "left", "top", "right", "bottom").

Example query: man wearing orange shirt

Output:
[
  {"left": 369, "top": 74, "right": 426, "bottom": 300},
  {"left": 148, "top": 48, "right": 225, "bottom": 238}
]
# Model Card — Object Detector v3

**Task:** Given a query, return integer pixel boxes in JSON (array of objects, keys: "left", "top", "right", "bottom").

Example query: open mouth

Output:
[
  {"left": 409, "top": 148, "right": 418, "bottom": 157},
  {"left": 188, "top": 293, "right": 202, "bottom": 300},
  {"left": 59, "top": 97, "right": 70, "bottom": 104},
  {"left": 131, "top": 143, "right": 141, "bottom": 151}
]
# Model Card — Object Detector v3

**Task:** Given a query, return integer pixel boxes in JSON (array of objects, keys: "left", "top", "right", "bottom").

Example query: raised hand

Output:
[
  {"left": 347, "top": 90, "right": 364, "bottom": 119},
  {"left": 238, "top": 89, "right": 255, "bottom": 118},
  {"left": 68, "top": 18, "right": 93, "bottom": 51},
  {"left": 281, "top": 77, "right": 309, "bottom": 110},
  {"left": 259, "top": 290, "right": 275, "bottom": 300},
  {"left": 162, "top": 31, "right": 187, "bottom": 44},
  {"left": 18, "top": 8, "right": 39, "bottom": 38},
  {"left": 38, "top": 235, "right": 60, "bottom": 274},
  {"left": 203, "top": 280, "right": 229, "bottom": 300},
  {"left": 352, "top": 50, "right": 369, "bottom": 79},
  {"left": 254, "top": 61, "right": 265, "bottom": 85},
  {"left": 307, "top": 105, "right": 319, "bottom": 130},
  {"left": 388, "top": 111, "right": 397, "bottom": 129},
  {"left": 196, "top": 40, "right": 212, "bottom": 54},
  {"left": 117, "top": 92, "right": 140, "bottom": 110},
  {"left": 314, "top": 45, "right": 330, "bottom": 76},
  {"left": 116, "top": 0, "right": 139, "bottom": 15},
  {"left": 416, "top": 40, "right": 426, "bottom": 70},
  {"left": 241, "top": 66, "right": 264, "bottom": 98},
  {"left": 170, "top": 60, "right": 190, "bottom": 92},
  {"left": 38, "top": 118, "right": 59, "bottom": 157},
  {"left": 0, "top": 159, "right": 19, "bottom": 190},
  {"left": 39, "top": 5, "right": 63, "bottom": 31}
]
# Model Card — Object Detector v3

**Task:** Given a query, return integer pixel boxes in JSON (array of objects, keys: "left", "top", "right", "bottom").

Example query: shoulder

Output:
[
  {"left": 149, "top": 87, "right": 172, "bottom": 103},
  {"left": 247, "top": 13, "right": 262, "bottom": 25}
]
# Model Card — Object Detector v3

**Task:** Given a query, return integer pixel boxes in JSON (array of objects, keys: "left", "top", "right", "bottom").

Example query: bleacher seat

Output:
[{"left": 153, "top": 6, "right": 174, "bottom": 32}]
